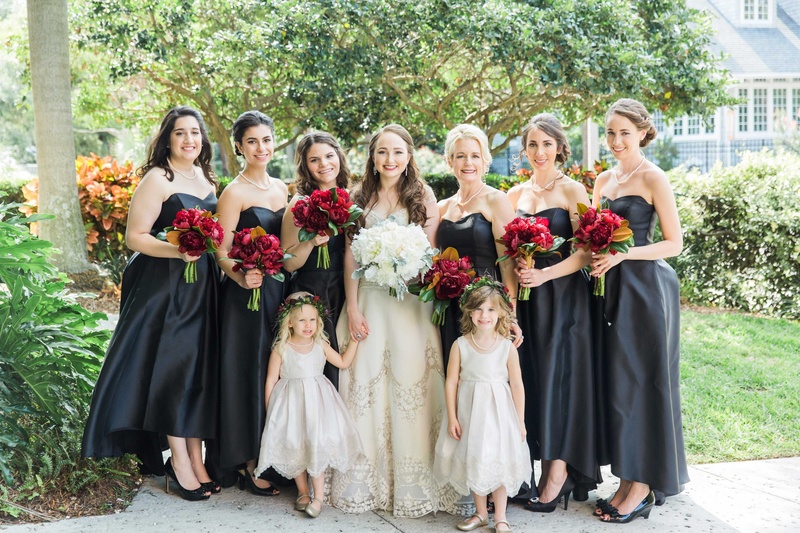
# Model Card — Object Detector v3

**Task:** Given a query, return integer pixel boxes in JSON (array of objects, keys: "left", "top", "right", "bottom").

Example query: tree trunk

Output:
[{"left": 27, "top": 0, "right": 90, "bottom": 273}]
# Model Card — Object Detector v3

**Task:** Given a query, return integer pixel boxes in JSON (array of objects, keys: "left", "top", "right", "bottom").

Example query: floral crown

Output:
[
  {"left": 276, "top": 293, "right": 329, "bottom": 324},
  {"left": 458, "top": 276, "right": 512, "bottom": 309}
]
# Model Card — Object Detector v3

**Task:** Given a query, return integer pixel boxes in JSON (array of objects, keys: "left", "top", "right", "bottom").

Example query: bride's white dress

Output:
[{"left": 330, "top": 206, "right": 463, "bottom": 517}]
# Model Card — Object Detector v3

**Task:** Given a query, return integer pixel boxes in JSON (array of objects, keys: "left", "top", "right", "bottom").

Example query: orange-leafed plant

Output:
[{"left": 21, "top": 154, "right": 140, "bottom": 278}]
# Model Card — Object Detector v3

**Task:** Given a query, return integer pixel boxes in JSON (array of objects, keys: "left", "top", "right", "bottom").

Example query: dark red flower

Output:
[
  {"left": 435, "top": 272, "right": 472, "bottom": 300},
  {"left": 178, "top": 231, "right": 206, "bottom": 256}
]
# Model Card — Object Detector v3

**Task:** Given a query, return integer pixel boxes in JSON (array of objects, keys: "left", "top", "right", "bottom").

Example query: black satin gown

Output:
[
  {"left": 436, "top": 213, "right": 500, "bottom": 369},
  {"left": 514, "top": 208, "right": 599, "bottom": 499},
  {"left": 207, "top": 207, "right": 286, "bottom": 482},
  {"left": 598, "top": 195, "right": 688, "bottom": 496},
  {"left": 287, "top": 233, "right": 345, "bottom": 389},
  {"left": 82, "top": 192, "right": 220, "bottom": 475}
]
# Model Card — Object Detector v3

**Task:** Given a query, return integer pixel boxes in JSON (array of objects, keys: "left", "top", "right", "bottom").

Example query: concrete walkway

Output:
[{"left": 2, "top": 458, "right": 798, "bottom": 532}]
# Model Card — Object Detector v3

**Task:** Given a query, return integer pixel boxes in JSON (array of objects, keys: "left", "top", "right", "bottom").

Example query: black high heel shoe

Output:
[
  {"left": 600, "top": 491, "right": 655, "bottom": 524},
  {"left": 594, "top": 492, "right": 616, "bottom": 516},
  {"left": 236, "top": 468, "right": 280, "bottom": 496},
  {"left": 201, "top": 480, "right": 221, "bottom": 494},
  {"left": 164, "top": 458, "right": 210, "bottom": 501},
  {"left": 525, "top": 476, "right": 576, "bottom": 513}
]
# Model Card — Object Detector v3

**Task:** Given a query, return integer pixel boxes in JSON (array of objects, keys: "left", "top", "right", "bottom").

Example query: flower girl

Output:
[
  {"left": 434, "top": 278, "right": 532, "bottom": 532},
  {"left": 254, "top": 292, "right": 362, "bottom": 518}
]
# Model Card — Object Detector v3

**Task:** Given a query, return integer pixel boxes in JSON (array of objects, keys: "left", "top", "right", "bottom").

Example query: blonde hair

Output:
[
  {"left": 444, "top": 124, "right": 492, "bottom": 175},
  {"left": 459, "top": 286, "right": 513, "bottom": 338},
  {"left": 605, "top": 98, "right": 657, "bottom": 147},
  {"left": 273, "top": 291, "right": 329, "bottom": 356}
]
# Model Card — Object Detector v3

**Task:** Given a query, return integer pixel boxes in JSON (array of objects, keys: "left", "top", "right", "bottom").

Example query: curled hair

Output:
[
  {"left": 232, "top": 110, "right": 275, "bottom": 156},
  {"left": 293, "top": 131, "right": 351, "bottom": 196},
  {"left": 272, "top": 291, "right": 329, "bottom": 357},
  {"left": 459, "top": 286, "right": 513, "bottom": 338},
  {"left": 138, "top": 106, "right": 216, "bottom": 186},
  {"left": 519, "top": 113, "right": 571, "bottom": 167},
  {"left": 606, "top": 98, "right": 657, "bottom": 147},
  {"left": 350, "top": 124, "right": 428, "bottom": 233},
  {"left": 443, "top": 124, "right": 492, "bottom": 175}
]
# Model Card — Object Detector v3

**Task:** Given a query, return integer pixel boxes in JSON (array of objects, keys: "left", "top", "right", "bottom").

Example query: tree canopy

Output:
[{"left": 72, "top": 0, "right": 734, "bottom": 174}]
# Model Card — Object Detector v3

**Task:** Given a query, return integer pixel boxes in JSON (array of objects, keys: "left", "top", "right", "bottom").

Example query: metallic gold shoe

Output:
[
  {"left": 304, "top": 498, "right": 323, "bottom": 518},
  {"left": 494, "top": 519, "right": 512, "bottom": 532},
  {"left": 295, "top": 493, "right": 311, "bottom": 511},
  {"left": 457, "top": 513, "right": 489, "bottom": 531}
]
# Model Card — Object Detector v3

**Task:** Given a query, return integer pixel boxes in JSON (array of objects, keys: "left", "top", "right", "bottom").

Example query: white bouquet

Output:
[{"left": 351, "top": 219, "right": 437, "bottom": 300}]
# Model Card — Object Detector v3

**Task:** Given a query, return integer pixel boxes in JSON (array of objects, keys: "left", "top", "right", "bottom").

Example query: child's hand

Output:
[
  {"left": 520, "top": 421, "right": 527, "bottom": 442},
  {"left": 449, "top": 419, "right": 462, "bottom": 440}
]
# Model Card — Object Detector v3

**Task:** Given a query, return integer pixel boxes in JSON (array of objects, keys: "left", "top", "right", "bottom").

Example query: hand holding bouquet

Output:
[
  {"left": 569, "top": 203, "right": 634, "bottom": 297},
  {"left": 162, "top": 208, "right": 224, "bottom": 283},
  {"left": 496, "top": 216, "right": 564, "bottom": 300},
  {"left": 227, "top": 226, "right": 290, "bottom": 311},
  {"left": 291, "top": 188, "right": 363, "bottom": 269},
  {"left": 350, "top": 219, "right": 436, "bottom": 301},
  {"left": 409, "top": 247, "right": 476, "bottom": 325}
]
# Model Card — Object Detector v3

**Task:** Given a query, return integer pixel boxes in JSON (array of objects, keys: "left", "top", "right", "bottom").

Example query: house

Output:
[{"left": 648, "top": 0, "right": 800, "bottom": 171}]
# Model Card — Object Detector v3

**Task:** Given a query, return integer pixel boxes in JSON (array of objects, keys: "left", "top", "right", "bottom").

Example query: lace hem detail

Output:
[{"left": 255, "top": 433, "right": 363, "bottom": 480}]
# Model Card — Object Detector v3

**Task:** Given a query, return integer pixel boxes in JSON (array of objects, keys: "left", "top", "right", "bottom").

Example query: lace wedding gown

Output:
[{"left": 330, "top": 207, "right": 463, "bottom": 517}]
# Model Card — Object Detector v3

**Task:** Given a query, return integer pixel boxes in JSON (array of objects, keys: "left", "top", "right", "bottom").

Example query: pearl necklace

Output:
[
  {"left": 168, "top": 160, "right": 198, "bottom": 180},
  {"left": 530, "top": 172, "right": 564, "bottom": 192},
  {"left": 613, "top": 155, "right": 646, "bottom": 184},
  {"left": 287, "top": 338, "right": 314, "bottom": 348},
  {"left": 238, "top": 171, "right": 273, "bottom": 191},
  {"left": 456, "top": 183, "right": 486, "bottom": 207},
  {"left": 470, "top": 332, "right": 499, "bottom": 351}
]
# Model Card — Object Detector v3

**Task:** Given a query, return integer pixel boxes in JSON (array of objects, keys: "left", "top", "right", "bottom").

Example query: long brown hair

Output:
[
  {"left": 294, "top": 131, "right": 350, "bottom": 196},
  {"left": 137, "top": 106, "right": 216, "bottom": 186},
  {"left": 351, "top": 124, "right": 428, "bottom": 231}
]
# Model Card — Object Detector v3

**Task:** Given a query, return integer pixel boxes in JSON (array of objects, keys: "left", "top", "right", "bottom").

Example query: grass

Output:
[{"left": 680, "top": 308, "right": 800, "bottom": 464}]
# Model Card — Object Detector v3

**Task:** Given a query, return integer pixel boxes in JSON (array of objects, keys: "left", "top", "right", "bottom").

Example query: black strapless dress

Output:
[
  {"left": 598, "top": 195, "right": 688, "bottom": 495},
  {"left": 515, "top": 208, "right": 599, "bottom": 498},
  {"left": 82, "top": 192, "right": 220, "bottom": 476},
  {"left": 287, "top": 233, "right": 345, "bottom": 388},
  {"left": 210, "top": 207, "right": 286, "bottom": 478},
  {"left": 436, "top": 213, "right": 500, "bottom": 368}
]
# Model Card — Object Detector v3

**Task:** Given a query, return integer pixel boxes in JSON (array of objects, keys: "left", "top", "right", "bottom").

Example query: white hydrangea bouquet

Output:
[{"left": 350, "top": 219, "right": 437, "bottom": 301}]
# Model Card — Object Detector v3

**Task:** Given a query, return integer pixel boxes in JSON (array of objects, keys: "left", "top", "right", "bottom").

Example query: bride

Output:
[{"left": 330, "top": 124, "right": 461, "bottom": 517}]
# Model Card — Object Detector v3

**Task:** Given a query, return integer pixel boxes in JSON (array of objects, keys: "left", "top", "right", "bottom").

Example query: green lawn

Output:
[{"left": 680, "top": 308, "right": 800, "bottom": 464}]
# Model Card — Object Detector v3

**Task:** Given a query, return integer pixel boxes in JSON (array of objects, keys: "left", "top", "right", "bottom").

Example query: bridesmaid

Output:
[
  {"left": 82, "top": 106, "right": 219, "bottom": 501},
  {"left": 508, "top": 113, "right": 599, "bottom": 510},
  {"left": 281, "top": 132, "right": 351, "bottom": 389},
  {"left": 211, "top": 110, "right": 288, "bottom": 494},
  {"left": 436, "top": 124, "right": 522, "bottom": 370},
  {"left": 590, "top": 98, "right": 688, "bottom": 523}
]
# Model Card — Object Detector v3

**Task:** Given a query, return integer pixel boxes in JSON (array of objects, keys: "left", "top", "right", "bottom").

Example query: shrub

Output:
[
  {"left": 672, "top": 149, "right": 800, "bottom": 319},
  {"left": 0, "top": 203, "right": 112, "bottom": 485},
  {"left": 0, "top": 176, "right": 29, "bottom": 204},
  {"left": 20, "top": 154, "right": 140, "bottom": 283}
]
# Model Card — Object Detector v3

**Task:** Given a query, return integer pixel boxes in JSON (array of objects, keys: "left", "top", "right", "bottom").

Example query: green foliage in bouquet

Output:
[{"left": 672, "top": 150, "right": 800, "bottom": 319}]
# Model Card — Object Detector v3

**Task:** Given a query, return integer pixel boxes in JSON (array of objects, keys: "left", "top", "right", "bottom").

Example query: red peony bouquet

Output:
[
  {"left": 496, "top": 216, "right": 565, "bottom": 300},
  {"left": 409, "top": 247, "right": 476, "bottom": 325},
  {"left": 163, "top": 208, "right": 224, "bottom": 283},
  {"left": 569, "top": 203, "right": 634, "bottom": 296},
  {"left": 291, "top": 188, "right": 363, "bottom": 269},
  {"left": 227, "top": 226, "right": 290, "bottom": 311}
]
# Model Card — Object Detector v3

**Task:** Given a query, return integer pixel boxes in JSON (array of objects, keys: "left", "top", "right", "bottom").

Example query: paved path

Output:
[{"left": 2, "top": 458, "right": 798, "bottom": 532}]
